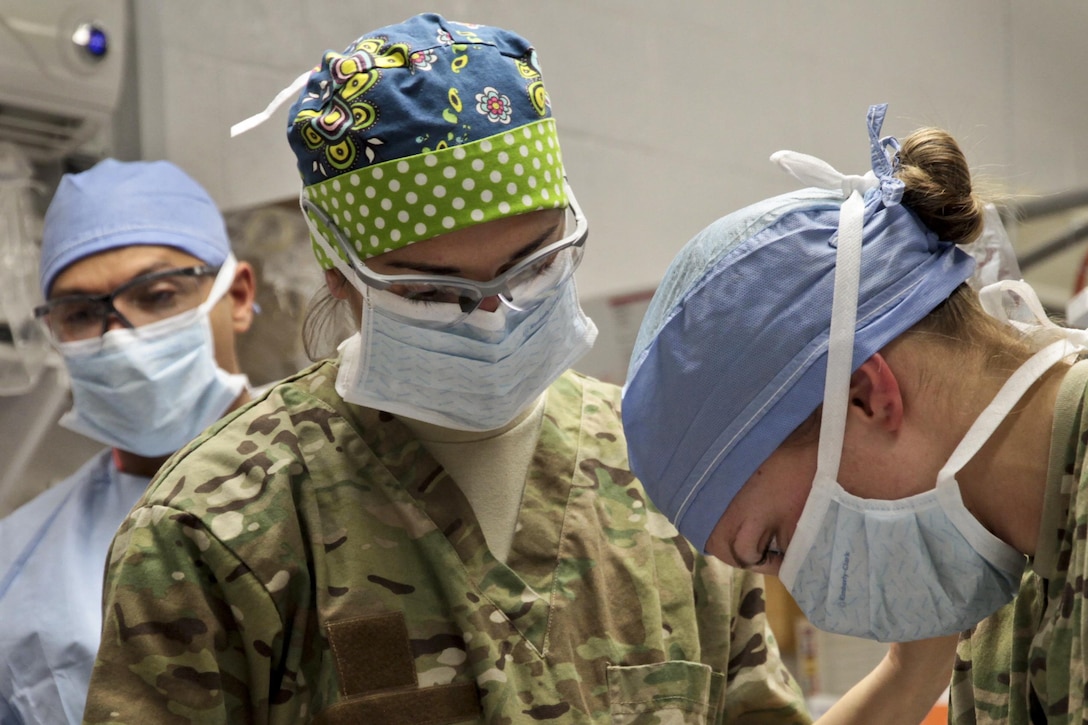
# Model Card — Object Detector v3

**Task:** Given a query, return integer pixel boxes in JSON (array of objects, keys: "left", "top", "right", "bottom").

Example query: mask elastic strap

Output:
[
  {"left": 944, "top": 278, "right": 1088, "bottom": 481},
  {"left": 299, "top": 193, "right": 367, "bottom": 290},
  {"left": 978, "top": 279, "right": 1053, "bottom": 329},
  {"left": 198, "top": 253, "right": 239, "bottom": 313},
  {"left": 813, "top": 190, "right": 865, "bottom": 476},
  {"left": 933, "top": 338, "right": 1080, "bottom": 572},
  {"left": 939, "top": 339, "right": 1081, "bottom": 482}
]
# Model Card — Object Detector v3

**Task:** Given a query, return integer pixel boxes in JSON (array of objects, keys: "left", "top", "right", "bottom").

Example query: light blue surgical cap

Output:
[
  {"left": 39, "top": 159, "right": 230, "bottom": 296},
  {"left": 622, "top": 105, "right": 976, "bottom": 553}
]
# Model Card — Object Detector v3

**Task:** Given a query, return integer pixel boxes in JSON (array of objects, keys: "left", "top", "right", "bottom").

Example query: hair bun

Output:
[{"left": 896, "top": 128, "right": 985, "bottom": 245}]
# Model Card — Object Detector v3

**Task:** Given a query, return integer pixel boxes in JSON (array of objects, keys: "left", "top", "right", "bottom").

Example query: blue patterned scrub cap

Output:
[
  {"left": 285, "top": 13, "right": 568, "bottom": 269},
  {"left": 39, "top": 159, "right": 231, "bottom": 297},
  {"left": 621, "top": 104, "right": 977, "bottom": 552}
]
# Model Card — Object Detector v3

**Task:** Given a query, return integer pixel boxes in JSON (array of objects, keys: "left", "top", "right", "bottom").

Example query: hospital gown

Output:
[
  {"left": 0, "top": 451, "right": 148, "bottom": 724},
  {"left": 83, "top": 360, "right": 810, "bottom": 724},
  {"left": 950, "top": 360, "right": 1088, "bottom": 724}
]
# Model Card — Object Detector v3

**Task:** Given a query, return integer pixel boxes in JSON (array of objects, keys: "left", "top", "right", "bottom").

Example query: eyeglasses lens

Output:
[{"left": 42, "top": 269, "right": 213, "bottom": 343}]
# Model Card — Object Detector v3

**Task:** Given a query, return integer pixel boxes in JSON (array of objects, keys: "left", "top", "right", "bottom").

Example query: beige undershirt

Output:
[{"left": 396, "top": 394, "right": 545, "bottom": 563}]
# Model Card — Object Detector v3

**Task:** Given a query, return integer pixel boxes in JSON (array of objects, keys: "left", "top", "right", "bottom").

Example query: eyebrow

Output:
[
  {"left": 383, "top": 218, "right": 564, "bottom": 276},
  {"left": 49, "top": 260, "right": 186, "bottom": 299}
]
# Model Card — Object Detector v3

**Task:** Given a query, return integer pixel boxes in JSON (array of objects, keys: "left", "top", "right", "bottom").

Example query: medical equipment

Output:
[
  {"left": 0, "top": 0, "right": 126, "bottom": 160},
  {"left": 0, "top": 143, "right": 47, "bottom": 396},
  {"left": 0, "top": 143, "right": 76, "bottom": 515}
]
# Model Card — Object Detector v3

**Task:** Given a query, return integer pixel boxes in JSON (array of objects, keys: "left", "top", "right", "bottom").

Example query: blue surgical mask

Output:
[
  {"left": 56, "top": 255, "right": 248, "bottom": 457},
  {"left": 334, "top": 251, "right": 597, "bottom": 431}
]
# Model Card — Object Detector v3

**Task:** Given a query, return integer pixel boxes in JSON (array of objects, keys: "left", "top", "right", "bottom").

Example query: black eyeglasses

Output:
[{"left": 35, "top": 265, "right": 219, "bottom": 346}]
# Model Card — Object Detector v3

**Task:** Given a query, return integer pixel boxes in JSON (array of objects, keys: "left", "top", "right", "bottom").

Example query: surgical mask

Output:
[
  {"left": 335, "top": 250, "right": 597, "bottom": 431},
  {"left": 771, "top": 146, "right": 1052, "bottom": 641},
  {"left": 778, "top": 339, "right": 1080, "bottom": 641},
  {"left": 56, "top": 255, "right": 248, "bottom": 457}
]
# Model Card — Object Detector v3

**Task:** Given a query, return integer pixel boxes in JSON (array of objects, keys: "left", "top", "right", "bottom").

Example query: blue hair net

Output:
[
  {"left": 39, "top": 159, "right": 230, "bottom": 296},
  {"left": 622, "top": 105, "right": 976, "bottom": 552}
]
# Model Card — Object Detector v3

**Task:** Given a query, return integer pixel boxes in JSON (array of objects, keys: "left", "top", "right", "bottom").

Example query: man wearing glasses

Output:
[{"left": 0, "top": 159, "right": 257, "bottom": 724}]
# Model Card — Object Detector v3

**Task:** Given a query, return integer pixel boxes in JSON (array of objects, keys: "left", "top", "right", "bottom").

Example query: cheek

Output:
[
  {"left": 205, "top": 302, "right": 238, "bottom": 369},
  {"left": 704, "top": 516, "right": 738, "bottom": 566},
  {"left": 783, "top": 486, "right": 812, "bottom": 537},
  {"left": 836, "top": 444, "right": 894, "bottom": 499}
]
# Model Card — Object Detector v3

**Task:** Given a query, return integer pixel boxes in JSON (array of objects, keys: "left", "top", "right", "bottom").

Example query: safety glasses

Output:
[
  {"left": 34, "top": 264, "right": 219, "bottom": 347},
  {"left": 302, "top": 184, "right": 587, "bottom": 328}
]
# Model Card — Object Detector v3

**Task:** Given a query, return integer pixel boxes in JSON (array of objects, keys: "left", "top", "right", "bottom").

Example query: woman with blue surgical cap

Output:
[
  {"left": 623, "top": 103, "right": 1088, "bottom": 722},
  {"left": 0, "top": 159, "right": 256, "bottom": 724},
  {"left": 82, "top": 19, "right": 950, "bottom": 725}
]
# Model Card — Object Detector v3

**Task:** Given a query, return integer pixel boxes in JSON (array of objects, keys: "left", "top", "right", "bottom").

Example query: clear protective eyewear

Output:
[
  {"left": 302, "top": 183, "right": 588, "bottom": 328},
  {"left": 34, "top": 264, "right": 219, "bottom": 348}
]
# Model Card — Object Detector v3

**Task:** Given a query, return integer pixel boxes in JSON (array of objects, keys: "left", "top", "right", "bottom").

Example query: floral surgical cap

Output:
[{"left": 286, "top": 13, "right": 569, "bottom": 268}]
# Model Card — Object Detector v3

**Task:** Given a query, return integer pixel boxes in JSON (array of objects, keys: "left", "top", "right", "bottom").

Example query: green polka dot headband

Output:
[{"left": 303, "top": 118, "right": 567, "bottom": 268}]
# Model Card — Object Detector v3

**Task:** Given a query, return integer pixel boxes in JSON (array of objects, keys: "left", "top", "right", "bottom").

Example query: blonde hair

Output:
[
  {"left": 894, "top": 127, "right": 1031, "bottom": 370},
  {"left": 896, "top": 128, "right": 987, "bottom": 246},
  {"left": 301, "top": 278, "right": 357, "bottom": 361}
]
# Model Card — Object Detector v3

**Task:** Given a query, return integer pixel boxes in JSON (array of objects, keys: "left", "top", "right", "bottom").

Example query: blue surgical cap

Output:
[
  {"left": 622, "top": 108, "right": 976, "bottom": 553},
  {"left": 39, "top": 159, "right": 231, "bottom": 296}
]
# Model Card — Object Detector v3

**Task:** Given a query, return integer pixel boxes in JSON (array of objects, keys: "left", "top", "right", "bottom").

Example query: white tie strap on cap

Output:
[
  {"left": 771, "top": 150, "right": 880, "bottom": 201},
  {"left": 230, "top": 70, "right": 312, "bottom": 138},
  {"left": 769, "top": 103, "right": 904, "bottom": 479}
]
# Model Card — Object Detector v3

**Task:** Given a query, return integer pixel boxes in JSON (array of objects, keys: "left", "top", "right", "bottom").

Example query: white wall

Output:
[{"left": 133, "top": 0, "right": 1088, "bottom": 303}]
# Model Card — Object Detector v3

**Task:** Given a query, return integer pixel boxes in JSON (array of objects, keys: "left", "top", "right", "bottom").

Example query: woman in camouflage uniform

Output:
[
  {"left": 83, "top": 17, "right": 948, "bottom": 725},
  {"left": 623, "top": 102, "right": 1088, "bottom": 723}
]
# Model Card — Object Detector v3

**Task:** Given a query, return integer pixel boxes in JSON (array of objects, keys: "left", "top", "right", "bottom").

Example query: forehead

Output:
[
  {"left": 49, "top": 245, "right": 206, "bottom": 298},
  {"left": 366, "top": 208, "right": 563, "bottom": 269}
]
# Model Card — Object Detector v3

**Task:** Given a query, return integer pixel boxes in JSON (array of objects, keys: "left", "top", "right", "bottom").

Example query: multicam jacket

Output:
[
  {"left": 950, "top": 361, "right": 1088, "bottom": 724},
  {"left": 83, "top": 362, "right": 809, "bottom": 724}
]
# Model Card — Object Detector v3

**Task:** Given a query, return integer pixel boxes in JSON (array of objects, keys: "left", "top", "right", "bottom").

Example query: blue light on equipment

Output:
[{"left": 71, "top": 23, "right": 109, "bottom": 59}]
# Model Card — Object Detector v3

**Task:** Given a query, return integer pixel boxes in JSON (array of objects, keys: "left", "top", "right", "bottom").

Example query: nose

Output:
[
  {"left": 477, "top": 295, "right": 502, "bottom": 313},
  {"left": 103, "top": 310, "right": 130, "bottom": 333}
]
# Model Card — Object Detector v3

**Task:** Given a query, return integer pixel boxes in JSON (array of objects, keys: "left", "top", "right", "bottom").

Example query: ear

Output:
[
  {"left": 226, "top": 260, "right": 257, "bottom": 333},
  {"left": 325, "top": 268, "right": 359, "bottom": 301},
  {"left": 848, "top": 352, "right": 903, "bottom": 433}
]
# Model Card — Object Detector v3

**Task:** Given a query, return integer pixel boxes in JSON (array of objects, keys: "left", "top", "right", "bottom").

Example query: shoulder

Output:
[
  {"left": 551, "top": 369, "right": 624, "bottom": 437},
  {"left": 139, "top": 360, "right": 360, "bottom": 514},
  {"left": 0, "top": 451, "right": 112, "bottom": 566},
  {"left": 558, "top": 369, "right": 622, "bottom": 405},
  {"left": 105, "top": 364, "right": 358, "bottom": 599}
]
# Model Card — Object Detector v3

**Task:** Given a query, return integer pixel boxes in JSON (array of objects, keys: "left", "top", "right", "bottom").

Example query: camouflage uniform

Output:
[
  {"left": 83, "top": 361, "right": 809, "bottom": 724},
  {"left": 950, "top": 361, "right": 1088, "bottom": 724}
]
